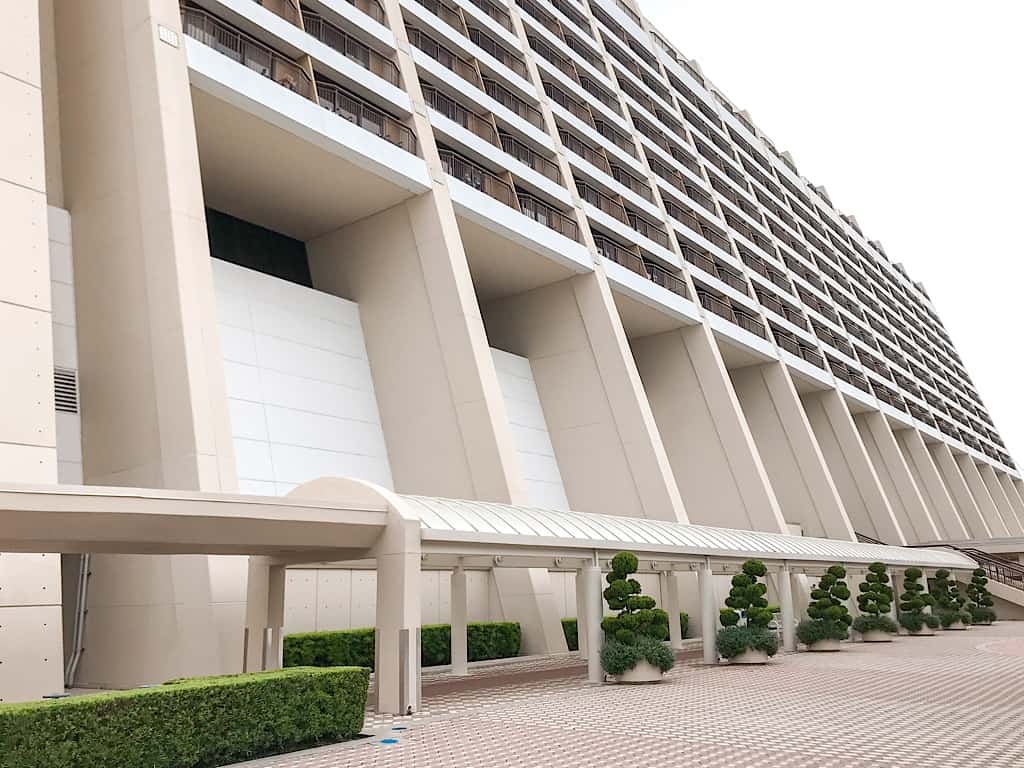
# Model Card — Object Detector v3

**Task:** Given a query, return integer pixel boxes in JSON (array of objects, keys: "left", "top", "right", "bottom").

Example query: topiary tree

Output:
[
  {"left": 716, "top": 560, "right": 779, "bottom": 660},
  {"left": 598, "top": 552, "right": 674, "bottom": 676},
  {"left": 899, "top": 567, "right": 940, "bottom": 633},
  {"left": 930, "top": 569, "right": 972, "bottom": 628},
  {"left": 966, "top": 568, "right": 996, "bottom": 625},
  {"left": 852, "top": 562, "right": 898, "bottom": 637},
  {"left": 796, "top": 564, "right": 852, "bottom": 648}
]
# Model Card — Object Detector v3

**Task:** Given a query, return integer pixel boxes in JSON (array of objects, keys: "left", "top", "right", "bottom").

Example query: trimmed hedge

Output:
[
  {"left": 561, "top": 613, "right": 688, "bottom": 652},
  {"left": 284, "top": 622, "right": 521, "bottom": 669},
  {"left": 0, "top": 666, "right": 368, "bottom": 768}
]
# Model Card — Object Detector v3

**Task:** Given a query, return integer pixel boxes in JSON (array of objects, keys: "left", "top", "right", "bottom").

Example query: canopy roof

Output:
[{"left": 401, "top": 495, "right": 976, "bottom": 570}]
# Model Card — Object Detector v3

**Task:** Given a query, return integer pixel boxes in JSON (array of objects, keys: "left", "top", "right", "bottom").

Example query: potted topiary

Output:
[
  {"left": 966, "top": 568, "right": 997, "bottom": 625},
  {"left": 796, "top": 565, "right": 852, "bottom": 651},
  {"left": 899, "top": 567, "right": 940, "bottom": 636},
  {"left": 598, "top": 551, "right": 674, "bottom": 682},
  {"left": 852, "top": 562, "right": 898, "bottom": 642},
  {"left": 930, "top": 569, "right": 972, "bottom": 630},
  {"left": 716, "top": 559, "right": 779, "bottom": 664}
]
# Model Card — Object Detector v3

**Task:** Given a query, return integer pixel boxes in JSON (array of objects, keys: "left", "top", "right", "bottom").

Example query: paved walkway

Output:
[{"left": 238, "top": 623, "right": 1024, "bottom": 768}]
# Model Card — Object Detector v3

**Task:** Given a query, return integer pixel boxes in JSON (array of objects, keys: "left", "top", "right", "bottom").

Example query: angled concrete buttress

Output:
[
  {"left": 955, "top": 454, "right": 1010, "bottom": 537},
  {"left": 978, "top": 464, "right": 1024, "bottom": 535},
  {"left": 928, "top": 443, "right": 991, "bottom": 539},
  {"left": 894, "top": 429, "right": 968, "bottom": 540}
]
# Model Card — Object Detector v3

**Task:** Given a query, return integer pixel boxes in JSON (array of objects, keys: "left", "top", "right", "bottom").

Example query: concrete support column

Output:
[
  {"left": 855, "top": 411, "right": 939, "bottom": 542},
  {"left": 632, "top": 325, "right": 787, "bottom": 533},
  {"left": 373, "top": 515, "right": 421, "bottom": 715},
  {"left": 581, "top": 564, "right": 603, "bottom": 684},
  {"left": 731, "top": 363, "right": 854, "bottom": 540},
  {"left": 956, "top": 454, "right": 1009, "bottom": 537},
  {"left": 661, "top": 571, "right": 683, "bottom": 650},
  {"left": 929, "top": 443, "right": 991, "bottom": 539},
  {"left": 979, "top": 463, "right": 1023, "bottom": 536},
  {"left": 699, "top": 559, "right": 717, "bottom": 665},
  {"left": 265, "top": 565, "right": 286, "bottom": 671},
  {"left": 450, "top": 565, "right": 468, "bottom": 676},
  {"left": 802, "top": 391, "right": 904, "bottom": 544},
  {"left": 575, "top": 570, "right": 588, "bottom": 657},
  {"left": 780, "top": 563, "right": 796, "bottom": 653},
  {"left": 997, "top": 472, "right": 1024, "bottom": 529},
  {"left": 895, "top": 429, "right": 968, "bottom": 540}
]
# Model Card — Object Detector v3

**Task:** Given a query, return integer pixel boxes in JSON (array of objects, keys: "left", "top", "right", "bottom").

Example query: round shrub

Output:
[
  {"left": 796, "top": 564, "right": 852, "bottom": 646},
  {"left": 852, "top": 562, "right": 897, "bottom": 637},
  {"left": 899, "top": 567, "right": 936, "bottom": 633},
  {"left": 599, "top": 551, "right": 674, "bottom": 676},
  {"left": 930, "top": 569, "right": 972, "bottom": 628},
  {"left": 716, "top": 560, "right": 778, "bottom": 659},
  {"left": 852, "top": 613, "right": 899, "bottom": 635},
  {"left": 966, "top": 568, "right": 996, "bottom": 624}
]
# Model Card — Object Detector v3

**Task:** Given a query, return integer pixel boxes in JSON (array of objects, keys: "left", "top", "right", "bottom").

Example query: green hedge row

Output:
[
  {"left": 561, "top": 613, "right": 688, "bottom": 652},
  {"left": 284, "top": 622, "right": 521, "bottom": 669},
  {"left": 0, "top": 666, "right": 368, "bottom": 768}
]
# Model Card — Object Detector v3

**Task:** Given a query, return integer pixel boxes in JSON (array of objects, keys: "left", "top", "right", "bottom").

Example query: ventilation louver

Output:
[{"left": 54, "top": 367, "right": 79, "bottom": 414}]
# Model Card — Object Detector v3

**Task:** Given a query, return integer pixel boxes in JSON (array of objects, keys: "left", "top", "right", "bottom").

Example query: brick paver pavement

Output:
[{"left": 236, "top": 623, "right": 1024, "bottom": 768}]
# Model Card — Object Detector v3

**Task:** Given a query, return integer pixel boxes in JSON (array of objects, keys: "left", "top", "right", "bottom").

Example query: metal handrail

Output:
[
  {"left": 316, "top": 83, "right": 416, "bottom": 153},
  {"left": 422, "top": 85, "right": 499, "bottom": 147},
  {"left": 595, "top": 237, "right": 644, "bottom": 275},
  {"left": 560, "top": 130, "right": 610, "bottom": 174},
  {"left": 518, "top": 194, "right": 579, "bottom": 241},
  {"left": 577, "top": 181, "right": 627, "bottom": 223},
  {"left": 698, "top": 290, "right": 734, "bottom": 321},
  {"left": 482, "top": 78, "right": 544, "bottom": 128},
  {"left": 345, "top": 0, "right": 387, "bottom": 24},
  {"left": 627, "top": 211, "right": 670, "bottom": 248},
  {"left": 418, "top": 0, "right": 466, "bottom": 35},
  {"left": 593, "top": 119, "right": 636, "bottom": 157},
  {"left": 469, "top": 28, "right": 527, "bottom": 78},
  {"left": 466, "top": 0, "right": 513, "bottom": 31},
  {"left": 182, "top": 6, "right": 314, "bottom": 101},
  {"left": 302, "top": 10, "right": 399, "bottom": 86},
  {"left": 406, "top": 26, "right": 481, "bottom": 87},
  {"left": 439, "top": 149, "right": 516, "bottom": 208},
  {"left": 544, "top": 81, "right": 594, "bottom": 127},
  {"left": 646, "top": 262, "right": 689, "bottom": 298},
  {"left": 610, "top": 165, "right": 652, "bottom": 201},
  {"left": 500, "top": 133, "right": 560, "bottom": 182},
  {"left": 528, "top": 34, "right": 579, "bottom": 83},
  {"left": 255, "top": 0, "right": 301, "bottom": 27}
]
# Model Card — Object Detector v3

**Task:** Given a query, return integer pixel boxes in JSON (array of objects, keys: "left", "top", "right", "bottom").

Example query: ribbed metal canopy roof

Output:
[{"left": 401, "top": 495, "right": 975, "bottom": 569}]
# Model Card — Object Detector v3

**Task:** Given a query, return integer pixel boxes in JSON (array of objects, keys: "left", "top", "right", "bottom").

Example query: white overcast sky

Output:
[{"left": 639, "top": 0, "right": 1024, "bottom": 463}]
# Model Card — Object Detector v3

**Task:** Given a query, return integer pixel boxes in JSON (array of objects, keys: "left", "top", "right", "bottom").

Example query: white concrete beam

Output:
[
  {"left": 894, "top": 429, "right": 968, "bottom": 540},
  {"left": 928, "top": 443, "right": 991, "bottom": 539},
  {"left": 978, "top": 463, "right": 1024, "bottom": 536},
  {"left": 955, "top": 454, "right": 1010, "bottom": 537}
]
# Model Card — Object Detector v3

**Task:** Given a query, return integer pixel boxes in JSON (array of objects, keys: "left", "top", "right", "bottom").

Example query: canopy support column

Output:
[
  {"left": 699, "top": 558, "right": 717, "bottom": 665},
  {"left": 374, "top": 514, "right": 422, "bottom": 715},
  {"left": 661, "top": 570, "right": 684, "bottom": 650},
  {"left": 451, "top": 564, "right": 468, "bottom": 676},
  {"left": 780, "top": 562, "right": 796, "bottom": 653},
  {"left": 575, "top": 570, "right": 588, "bottom": 657},
  {"left": 264, "top": 564, "right": 286, "bottom": 671},
  {"left": 581, "top": 562, "right": 603, "bottom": 683}
]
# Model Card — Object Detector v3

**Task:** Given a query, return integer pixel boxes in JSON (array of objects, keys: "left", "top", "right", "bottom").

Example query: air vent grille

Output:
[{"left": 54, "top": 367, "right": 79, "bottom": 414}]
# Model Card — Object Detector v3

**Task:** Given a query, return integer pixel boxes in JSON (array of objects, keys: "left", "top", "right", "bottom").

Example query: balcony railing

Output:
[
  {"left": 482, "top": 78, "right": 544, "bottom": 128},
  {"left": 466, "top": 0, "right": 513, "bottom": 31},
  {"left": 344, "top": 0, "right": 387, "bottom": 24},
  {"left": 544, "top": 81, "right": 594, "bottom": 127},
  {"left": 422, "top": 85, "right": 499, "bottom": 146},
  {"left": 316, "top": 82, "right": 416, "bottom": 153},
  {"left": 182, "top": 6, "right": 314, "bottom": 100},
  {"left": 734, "top": 309, "right": 766, "bottom": 338},
  {"left": 627, "top": 211, "right": 670, "bottom": 248},
  {"left": 302, "top": 10, "right": 399, "bottom": 86},
  {"left": 406, "top": 26, "right": 481, "bottom": 87},
  {"left": 439, "top": 148, "right": 516, "bottom": 208},
  {"left": 418, "top": 0, "right": 467, "bottom": 35},
  {"left": 610, "top": 165, "right": 652, "bottom": 201},
  {"left": 560, "top": 130, "right": 610, "bottom": 174},
  {"left": 698, "top": 290, "right": 733, "bottom": 321},
  {"left": 500, "top": 133, "right": 560, "bottom": 182},
  {"left": 646, "top": 262, "right": 689, "bottom": 298},
  {"left": 529, "top": 34, "right": 579, "bottom": 83},
  {"left": 593, "top": 119, "right": 636, "bottom": 157},
  {"left": 519, "top": 194, "right": 579, "bottom": 240},
  {"left": 595, "top": 236, "right": 644, "bottom": 274},
  {"left": 577, "top": 181, "right": 628, "bottom": 224},
  {"left": 255, "top": 0, "right": 301, "bottom": 27},
  {"left": 470, "top": 28, "right": 527, "bottom": 78}
]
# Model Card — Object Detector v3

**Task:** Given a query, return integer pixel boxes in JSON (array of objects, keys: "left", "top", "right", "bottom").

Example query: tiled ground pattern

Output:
[{"left": 237, "top": 624, "right": 1024, "bottom": 768}]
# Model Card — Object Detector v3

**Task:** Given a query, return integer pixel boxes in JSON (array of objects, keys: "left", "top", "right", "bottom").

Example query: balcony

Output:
[
  {"left": 593, "top": 119, "right": 636, "bottom": 157},
  {"left": 627, "top": 211, "right": 670, "bottom": 249},
  {"left": 255, "top": 0, "right": 301, "bottom": 27},
  {"left": 545, "top": 80, "right": 595, "bottom": 127},
  {"left": 317, "top": 82, "right": 417, "bottom": 153},
  {"left": 301, "top": 10, "right": 399, "bottom": 86},
  {"left": 698, "top": 288, "right": 764, "bottom": 337},
  {"left": 529, "top": 34, "right": 579, "bottom": 83},
  {"left": 439, "top": 147, "right": 516, "bottom": 207},
  {"left": 466, "top": 0, "right": 513, "bottom": 31},
  {"left": 646, "top": 262, "right": 689, "bottom": 298},
  {"left": 517, "top": 0, "right": 564, "bottom": 39},
  {"left": 182, "top": 6, "right": 315, "bottom": 101},
  {"left": 418, "top": 0, "right": 467, "bottom": 35},
  {"left": 610, "top": 164, "right": 652, "bottom": 201},
  {"left": 422, "top": 84, "right": 499, "bottom": 146},
  {"left": 500, "top": 132, "right": 561, "bottom": 182},
  {"left": 469, "top": 27, "right": 527, "bottom": 79},
  {"left": 596, "top": 235, "right": 645, "bottom": 274},
  {"left": 482, "top": 77, "right": 544, "bottom": 128},
  {"left": 406, "top": 26, "right": 481, "bottom": 88},
  {"left": 577, "top": 180, "right": 628, "bottom": 223},
  {"left": 560, "top": 129, "right": 610, "bottom": 174},
  {"left": 519, "top": 193, "right": 579, "bottom": 241}
]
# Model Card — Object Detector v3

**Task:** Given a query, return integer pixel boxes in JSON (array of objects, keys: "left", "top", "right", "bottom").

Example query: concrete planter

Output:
[
  {"left": 861, "top": 630, "right": 893, "bottom": 643},
  {"left": 807, "top": 638, "right": 841, "bottom": 652},
  {"left": 614, "top": 660, "right": 663, "bottom": 683},
  {"left": 907, "top": 626, "right": 935, "bottom": 636},
  {"left": 946, "top": 620, "right": 969, "bottom": 631},
  {"left": 729, "top": 649, "right": 770, "bottom": 665}
]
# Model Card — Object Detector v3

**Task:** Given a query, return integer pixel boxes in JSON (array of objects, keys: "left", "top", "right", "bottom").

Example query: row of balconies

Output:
[
  {"left": 771, "top": 323, "right": 825, "bottom": 369},
  {"left": 695, "top": 283, "right": 766, "bottom": 338},
  {"left": 594, "top": 235, "right": 688, "bottom": 298}
]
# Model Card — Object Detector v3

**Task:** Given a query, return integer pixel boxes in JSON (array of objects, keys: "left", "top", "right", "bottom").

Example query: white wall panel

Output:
[{"left": 213, "top": 259, "right": 393, "bottom": 491}]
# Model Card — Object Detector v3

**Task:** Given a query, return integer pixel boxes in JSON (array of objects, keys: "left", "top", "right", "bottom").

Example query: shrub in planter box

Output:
[
  {"left": 899, "top": 567, "right": 940, "bottom": 634},
  {"left": 598, "top": 551, "right": 674, "bottom": 679},
  {"left": 561, "top": 613, "right": 687, "bottom": 652},
  {"left": 796, "top": 564, "right": 853, "bottom": 650},
  {"left": 930, "top": 569, "right": 972, "bottom": 629},
  {"left": 851, "top": 561, "right": 898, "bottom": 639},
  {"left": 966, "top": 568, "right": 996, "bottom": 624},
  {"left": 0, "top": 666, "right": 368, "bottom": 768},
  {"left": 716, "top": 559, "right": 778, "bottom": 662}
]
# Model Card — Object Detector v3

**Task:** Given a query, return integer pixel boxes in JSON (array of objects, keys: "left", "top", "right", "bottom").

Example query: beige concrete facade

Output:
[{"left": 1, "top": 0, "right": 1021, "bottom": 703}]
